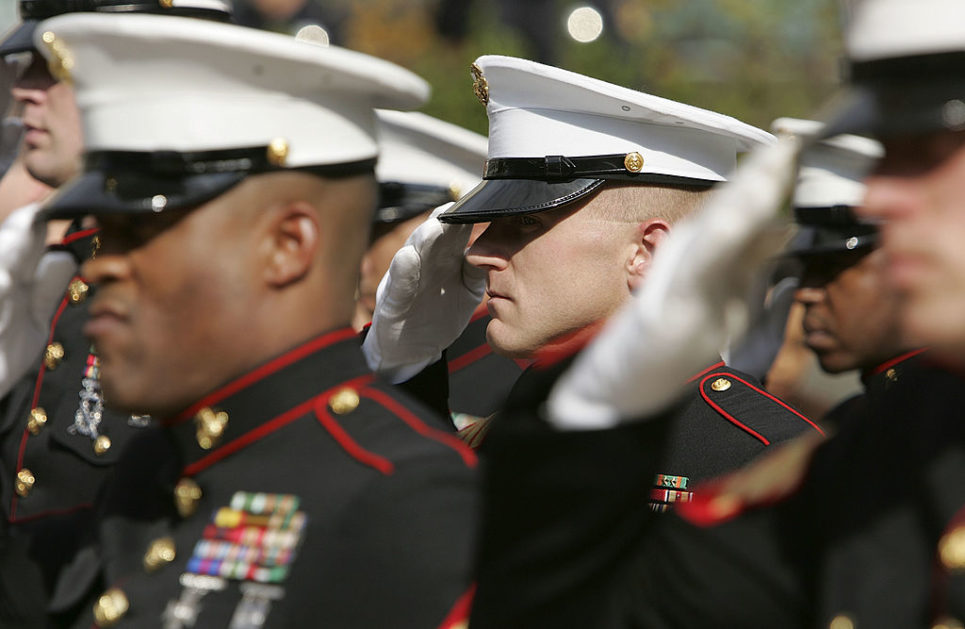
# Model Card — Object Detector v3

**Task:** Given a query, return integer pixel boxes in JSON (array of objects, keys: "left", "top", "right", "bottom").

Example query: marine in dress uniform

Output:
[
  {"left": 30, "top": 12, "right": 476, "bottom": 628},
  {"left": 469, "top": 45, "right": 965, "bottom": 625},
  {"left": 0, "top": 1, "right": 231, "bottom": 625},
  {"left": 355, "top": 110, "right": 523, "bottom": 421},
  {"left": 427, "top": 57, "right": 820, "bottom": 481}
]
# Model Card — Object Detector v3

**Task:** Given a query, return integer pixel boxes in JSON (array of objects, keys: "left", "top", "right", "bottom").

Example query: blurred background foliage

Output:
[
  {"left": 0, "top": 0, "right": 848, "bottom": 135},
  {"left": 236, "top": 0, "right": 847, "bottom": 134}
]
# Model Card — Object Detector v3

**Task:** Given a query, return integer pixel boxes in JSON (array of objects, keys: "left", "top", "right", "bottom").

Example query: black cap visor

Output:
[
  {"left": 41, "top": 169, "right": 247, "bottom": 219},
  {"left": 439, "top": 177, "right": 605, "bottom": 224},
  {"left": 0, "top": 21, "right": 38, "bottom": 56},
  {"left": 784, "top": 205, "right": 879, "bottom": 257}
]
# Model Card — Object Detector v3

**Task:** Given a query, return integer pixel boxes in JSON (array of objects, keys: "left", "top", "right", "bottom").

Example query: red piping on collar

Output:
[
  {"left": 169, "top": 327, "right": 360, "bottom": 426},
  {"left": 870, "top": 348, "right": 928, "bottom": 375},
  {"left": 532, "top": 320, "right": 607, "bottom": 370},
  {"left": 437, "top": 584, "right": 475, "bottom": 629},
  {"left": 362, "top": 387, "right": 478, "bottom": 468},
  {"left": 181, "top": 374, "right": 374, "bottom": 477},
  {"left": 448, "top": 343, "right": 492, "bottom": 373},
  {"left": 59, "top": 227, "right": 99, "bottom": 246},
  {"left": 699, "top": 372, "right": 825, "bottom": 446},
  {"left": 687, "top": 361, "right": 726, "bottom": 383},
  {"left": 11, "top": 290, "right": 73, "bottom": 521}
]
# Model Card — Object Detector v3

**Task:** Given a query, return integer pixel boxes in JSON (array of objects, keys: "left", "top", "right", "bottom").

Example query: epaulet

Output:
[
  {"left": 531, "top": 319, "right": 606, "bottom": 370},
  {"left": 695, "top": 368, "right": 825, "bottom": 446},
  {"left": 314, "top": 382, "right": 479, "bottom": 472},
  {"left": 676, "top": 429, "right": 827, "bottom": 526}
]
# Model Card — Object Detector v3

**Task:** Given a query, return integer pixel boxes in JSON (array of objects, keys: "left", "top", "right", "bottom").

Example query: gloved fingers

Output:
[
  {"left": 374, "top": 244, "right": 423, "bottom": 317},
  {"left": 0, "top": 203, "right": 47, "bottom": 285}
]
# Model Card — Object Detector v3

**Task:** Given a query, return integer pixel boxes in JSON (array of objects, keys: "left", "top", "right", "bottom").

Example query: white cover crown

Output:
[
  {"left": 375, "top": 111, "right": 487, "bottom": 198},
  {"left": 847, "top": 0, "right": 965, "bottom": 62},
  {"left": 772, "top": 117, "right": 883, "bottom": 208},
  {"left": 475, "top": 55, "right": 774, "bottom": 182},
  {"left": 34, "top": 12, "right": 430, "bottom": 166}
]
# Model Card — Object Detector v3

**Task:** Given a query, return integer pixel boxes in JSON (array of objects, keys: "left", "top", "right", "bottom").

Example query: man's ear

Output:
[
  {"left": 262, "top": 201, "right": 320, "bottom": 288},
  {"left": 627, "top": 218, "right": 672, "bottom": 291}
]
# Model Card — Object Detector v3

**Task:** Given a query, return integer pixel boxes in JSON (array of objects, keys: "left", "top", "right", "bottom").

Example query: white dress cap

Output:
[
  {"left": 772, "top": 117, "right": 883, "bottom": 209},
  {"left": 477, "top": 55, "right": 773, "bottom": 182},
  {"left": 774, "top": 118, "right": 883, "bottom": 257},
  {"left": 35, "top": 12, "right": 428, "bottom": 167},
  {"left": 847, "top": 0, "right": 965, "bottom": 62},
  {"left": 440, "top": 55, "right": 772, "bottom": 224},
  {"left": 376, "top": 110, "right": 487, "bottom": 199}
]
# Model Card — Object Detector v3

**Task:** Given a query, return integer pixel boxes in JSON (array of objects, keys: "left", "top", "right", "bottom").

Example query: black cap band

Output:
[
  {"left": 485, "top": 154, "right": 716, "bottom": 187},
  {"left": 375, "top": 182, "right": 455, "bottom": 223},
  {"left": 20, "top": 0, "right": 231, "bottom": 20}
]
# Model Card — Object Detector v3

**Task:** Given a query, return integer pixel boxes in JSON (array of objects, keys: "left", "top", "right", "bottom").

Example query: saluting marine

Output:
[
  {"left": 363, "top": 56, "right": 822, "bottom": 507},
  {"left": 31, "top": 11, "right": 477, "bottom": 628},
  {"left": 358, "top": 110, "right": 523, "bottom": 422}
]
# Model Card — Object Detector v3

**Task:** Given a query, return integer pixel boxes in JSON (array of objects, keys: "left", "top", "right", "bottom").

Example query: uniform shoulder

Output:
[
  {"left": 313, "top": 380, "right": 478, "bottom": 474},
  {"left": 693, "top": 365, "right": 824, "bottom": 447}
]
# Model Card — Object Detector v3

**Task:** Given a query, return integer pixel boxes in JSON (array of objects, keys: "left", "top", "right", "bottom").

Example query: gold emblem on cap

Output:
[
  {"left": 174, "top": 477, "right": 202, "bottom": 518},
  {"left": 470, "top": 63, "right": 489, "bottom": 106},
  {"left": 143, "top": 536, "right": 176, "bottom": 572},
  {"left": 195, "top": 407, "right": 229, "bottom": 450},
  {"left": 104, "top": 177, "right": 118, "bottom": 193},
  {"left": 624, "top": 152, "right": 644, "bottom": 173},
  {"left": 44, "top": 342, "right": 65, "bottom": 370},
  {"left": 68, "top": 278, "right": 89, "bottom": 304},
  {"left": 40, "top": 31, "right": 74, "bottom": 84},
  {"left": 940, "top": 525, "right": 965, "bottom": 570},
  {"left": 329, "top": 388, "right": 360, "bottom": 415},
  {"left": 159, "top": 0, "right": 174, "bottom": 7},
  {"left": 93, "top": 587, "right": 129, "bottom": 627},
  {"left": 93, "top": 435, "right": 112, "bottom": 455},
  {"left": 267, "top": 138, "right": 289, "bottom": 166},
  {"left": 15, "top": 468, "right": 35, "bottom": 497},
  {"left": 27, "top": 408, "right": 48, "bottom": 435},
  {"left": 710, "top": 378, "right": 732, "bottom": 392}
]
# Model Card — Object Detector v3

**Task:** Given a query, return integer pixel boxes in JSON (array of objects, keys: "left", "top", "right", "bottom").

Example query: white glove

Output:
[
  {"left": 362, "top": 204, "right": 487, "bottom": 384},
  {"left": 546, "top": 136, "right": 801, "bottom": 430},
  {"left": 0, "top": 203, "right": 77, "bottom": 397}
]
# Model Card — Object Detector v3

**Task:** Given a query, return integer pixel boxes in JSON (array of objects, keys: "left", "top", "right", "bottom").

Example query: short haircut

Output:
[{"left": 591, "top": 181, "right": 710, "bottom": 225}]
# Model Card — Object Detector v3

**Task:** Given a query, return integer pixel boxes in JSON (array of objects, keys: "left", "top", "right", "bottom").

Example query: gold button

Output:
[
  {"left": 143, "top": 536, "right": 176, "bottom": 572},
  {"left": 93, "top": 587, "right": 129, "bottom": 627},
  {"left": 44, "top": 343, "right": 65, "bottom": 370},
  {"left": 174, "top": 477, "right": 202, "bottom": 518},
  {"left": 829, "top": 614, "right": 854, "bottom": 629},
  {"left": 624, "top": 152, "right": 645, "bottom": 173},
  {"left": 93, "top": 435, "right": 112, "bottom": 455},
  {"left": 194, "top": 407, "right": 229, "bottom": 450},
  {"left": 710, "top": 378, "right": 732, "bottom": 392},
  {"left": 940, "top": 525, "right": 965, "bottom": 570},
  {"left": 934, "top": 617, "right": 965, "bottom": 629},
  {"left": 27, "top": 408, "right": 48, "bottom": 435},
  {"left": 266, "top": 138, "right": 289, "bottom": 166},
  {"left": 15, "top": 469, "right": 35, "bottom": 497},
  {"left": 329, "top": 388, "right": 360, "bottom": 415},
  {"left": 67, "top": 279, "right": 89, "bottom": 304},
  {"left": 885, "top": 367, "right": 898, "bottom": 382}
]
